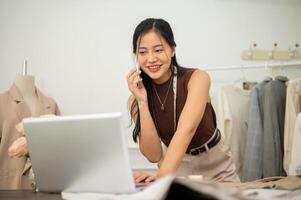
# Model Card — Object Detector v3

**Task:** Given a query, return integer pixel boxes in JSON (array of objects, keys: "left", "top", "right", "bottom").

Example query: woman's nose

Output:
[{"left": 147, "top": 52, "right": 157, "bottom": 63}]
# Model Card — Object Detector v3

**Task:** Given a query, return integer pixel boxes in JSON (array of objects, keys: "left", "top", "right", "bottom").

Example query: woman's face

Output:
[{"left": 136, "top": 30, "right": 175, "bottom": 84}]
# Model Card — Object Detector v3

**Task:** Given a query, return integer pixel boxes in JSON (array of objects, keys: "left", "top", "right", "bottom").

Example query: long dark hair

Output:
[{"left": 130, "top": 18, "right": 183, "bottom": 142}]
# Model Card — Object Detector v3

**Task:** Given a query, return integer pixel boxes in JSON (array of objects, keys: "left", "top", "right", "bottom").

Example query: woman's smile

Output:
[{"left": 147, "top": 64, "right": 162, "bottom": 73}]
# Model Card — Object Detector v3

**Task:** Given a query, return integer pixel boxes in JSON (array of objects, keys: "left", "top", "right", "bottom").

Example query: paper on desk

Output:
[{"left": 61, "top": 175, "right": 175, "bottom": 200}]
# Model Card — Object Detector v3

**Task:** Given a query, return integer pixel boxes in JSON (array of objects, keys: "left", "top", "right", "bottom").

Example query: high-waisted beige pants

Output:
[{"left": 161, "top": 138, "right": 240, "bottom": 183}]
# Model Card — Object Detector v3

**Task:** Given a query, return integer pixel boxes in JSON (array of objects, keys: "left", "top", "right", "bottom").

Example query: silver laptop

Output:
[{"left": 23, "top": 112, "right": 136, "bottom": 193}]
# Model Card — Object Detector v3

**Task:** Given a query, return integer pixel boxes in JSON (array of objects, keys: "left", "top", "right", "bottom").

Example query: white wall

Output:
[{"left": 1, "top": 0, "right": 301, "bottom": 168}]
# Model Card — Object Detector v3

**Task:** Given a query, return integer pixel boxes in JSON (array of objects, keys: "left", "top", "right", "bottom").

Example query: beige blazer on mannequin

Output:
[{"left": 0, "top": 84, "right": 60, "bottom": 189}]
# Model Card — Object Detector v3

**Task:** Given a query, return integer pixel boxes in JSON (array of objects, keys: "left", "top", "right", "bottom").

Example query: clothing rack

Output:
[
  {"left": 203, "top": 61, "right": 301, "bottom": 71},
  {"left": 22, "top": 59, "right": 28, "bottom": 75}
]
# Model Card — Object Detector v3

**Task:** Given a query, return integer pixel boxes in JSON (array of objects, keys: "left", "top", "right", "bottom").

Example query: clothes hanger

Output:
[
  {"left": 232, "top": 65, "right": 256, "bottom": 90},
  {"left": 264, "top": 61, "right": 273, "bottom": 80},
  {"left": 279, "top": 66, "right": 287, "bottom": 77},
  {"left": 241, "top": 65, "right": 257, "bottom": 90},
  {"left": 233, "top": 65, "right": 246, "bottom": 84},
  {"left": 241, "top": 65, "right": 247, "bottom": 82}
]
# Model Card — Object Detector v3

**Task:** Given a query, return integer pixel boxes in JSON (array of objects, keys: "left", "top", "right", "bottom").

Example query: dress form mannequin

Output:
[
  {"left": 13, "top": 74, "right": 38, "bottom": 115},
  {"left": 1, "top": 61, "right": 61, "bottom": 189}
]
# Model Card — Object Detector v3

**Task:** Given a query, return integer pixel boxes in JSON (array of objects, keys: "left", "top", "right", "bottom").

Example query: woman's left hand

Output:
[{"left": 133, "top": 171, "right": 157, "bottom": 183}]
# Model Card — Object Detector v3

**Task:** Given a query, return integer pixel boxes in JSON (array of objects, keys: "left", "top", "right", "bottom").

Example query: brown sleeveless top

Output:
[{"left": 152, "top": 68, "right": 217, "bottom": 151}]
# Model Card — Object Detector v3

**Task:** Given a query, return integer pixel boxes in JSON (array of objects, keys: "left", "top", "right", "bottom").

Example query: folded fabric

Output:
[
  {"left": 62, "top": 175, "right": 174, "bottom": 200},
  {"left": 221, "top": 176, "right": 301, "bottom": 191},
  {"left": 62, "top": 175, "right": 250, "bottom": 200}
]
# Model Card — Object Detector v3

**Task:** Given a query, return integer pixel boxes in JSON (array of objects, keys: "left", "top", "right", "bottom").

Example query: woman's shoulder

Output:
[
  {"left": 179, "top": 67, "right": 210, "bottom": 83},
  {"left": 191, "top": 69, "right": 210, "bottom": 84}
]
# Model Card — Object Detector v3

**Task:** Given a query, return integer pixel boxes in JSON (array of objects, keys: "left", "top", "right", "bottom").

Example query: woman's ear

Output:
[{"left": 171, "top": 46, "right": 176, "bottom": 57}]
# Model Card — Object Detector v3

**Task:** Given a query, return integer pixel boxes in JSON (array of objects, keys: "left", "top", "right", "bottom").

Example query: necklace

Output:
[{"left": 153, "top": 77, "right": 173, "bottom": 111}]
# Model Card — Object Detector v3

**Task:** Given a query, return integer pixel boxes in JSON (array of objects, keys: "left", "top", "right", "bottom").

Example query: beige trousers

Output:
[{"left": 171, "top": 138, "right": 240, "bottom": 183}]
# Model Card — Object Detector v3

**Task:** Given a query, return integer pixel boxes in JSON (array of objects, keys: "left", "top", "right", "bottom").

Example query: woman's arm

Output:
[
  {"left": 157, "top": 70, "right": 210, "bottom": 177},
  {"left": 128, "top": 95, "right": 162, "bottom": 162},
  {"left": 127, "top": 68, "right": 162, "bottom": 162},
  {"left": 137, "top": 100, "right": 163, "bottom": 162}
]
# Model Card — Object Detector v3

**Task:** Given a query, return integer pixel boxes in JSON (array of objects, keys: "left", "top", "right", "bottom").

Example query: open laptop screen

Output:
[{"left": 24, "top": 113, "right": 136, "bottom": 193}]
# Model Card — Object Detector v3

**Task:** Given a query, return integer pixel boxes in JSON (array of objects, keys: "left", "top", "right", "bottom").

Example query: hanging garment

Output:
[
  {"left": 217, "top": 84, "right": 251, "bottom": 178},
  {"left": 0, "top": 84, "right": 61, "bottom": 189},
  {"left": 241, "top": 77, "right": 272, "bottom": 182},
  {"left": 262, "top": 76, "right": 288, "bottom": 178},
  {"left": 289, "top": 112, "right": 301, "bottom": 175},
  {"left": 283, "top": 78, "right": 301, "bottom": 175}
]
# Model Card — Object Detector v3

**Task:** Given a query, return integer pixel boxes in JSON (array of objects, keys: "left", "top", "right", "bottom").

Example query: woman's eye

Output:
[
  {"left": 155, "top": 49, "right": 163, "bottom": 53},
  {"left": 139, "top": 51, "right": 146, "bottom": 55}
]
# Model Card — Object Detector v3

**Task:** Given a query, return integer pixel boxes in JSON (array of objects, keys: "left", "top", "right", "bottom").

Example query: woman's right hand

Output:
[
  {"left": 126, "top": 68, "right": 147, "bottom": 103},
  {"left": 133, "top": 171, "right": 157, "bottom": 183}
]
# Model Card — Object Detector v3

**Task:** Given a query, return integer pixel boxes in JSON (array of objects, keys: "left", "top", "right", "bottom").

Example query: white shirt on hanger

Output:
[
  {"left": 284, "top": 78, "right": 301, "bottom": 175},
  {"left": 217, "top": 83, "right": 251, "bottom": 178},
  {"left": 289, "top": 112, "right": 301, "bottom": 175}
]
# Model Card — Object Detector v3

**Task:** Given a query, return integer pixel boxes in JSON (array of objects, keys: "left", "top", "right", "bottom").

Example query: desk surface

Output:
[{"left": 0, "top": 190, "right": 62, "bottom": 200}]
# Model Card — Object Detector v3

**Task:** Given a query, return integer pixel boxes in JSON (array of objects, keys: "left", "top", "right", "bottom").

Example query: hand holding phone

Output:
[{"left": 136, "top": 64, "right": 140, "bottom": 79}]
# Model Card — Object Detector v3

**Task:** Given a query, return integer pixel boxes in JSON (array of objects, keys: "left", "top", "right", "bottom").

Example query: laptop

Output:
[{"left": 23, "top": 112, "right": 137, "bottom": 193}]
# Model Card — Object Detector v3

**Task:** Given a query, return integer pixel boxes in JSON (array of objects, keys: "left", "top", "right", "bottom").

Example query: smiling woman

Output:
[
  {"left": 136, "top": 30, "right": 174, "bottom": 84},
  {"left": 126, "top": 18, "right": 240, "bottom": 183}
]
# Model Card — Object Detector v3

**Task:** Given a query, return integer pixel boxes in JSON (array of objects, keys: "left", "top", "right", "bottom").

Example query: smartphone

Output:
[{"left": 134, "top": 56, "right": 140, "bottom": 79}]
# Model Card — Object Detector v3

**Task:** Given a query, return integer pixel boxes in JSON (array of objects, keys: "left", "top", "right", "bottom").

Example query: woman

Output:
[{"left": 126, "top": 18, "right": 239, "bottom": 183}]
